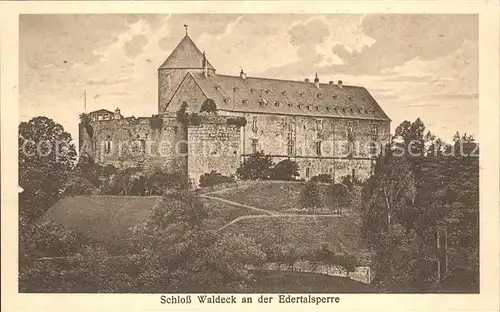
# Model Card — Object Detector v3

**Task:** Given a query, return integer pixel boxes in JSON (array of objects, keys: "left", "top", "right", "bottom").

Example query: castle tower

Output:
[{"left": 158, "top": 29, "right": 216, "bottom": 114}]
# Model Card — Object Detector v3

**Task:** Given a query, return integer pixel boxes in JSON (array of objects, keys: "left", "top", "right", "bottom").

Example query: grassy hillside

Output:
[
  {"left": 211, "top": 181, "right": 358, "bottom": 214},
  {"left": 201, "top": 197, "right": 265, "bottom": 230},
  {"left": 220, "top": 215, "right": 370, "bottom": 262},
  {"left": 41, "top": 196, "right": 162, "bottom": 251}
]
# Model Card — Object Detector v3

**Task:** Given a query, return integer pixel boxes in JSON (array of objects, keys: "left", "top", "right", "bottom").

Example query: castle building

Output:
[{"left": 79, "top": 31, "right": 391, "bottom": 187}]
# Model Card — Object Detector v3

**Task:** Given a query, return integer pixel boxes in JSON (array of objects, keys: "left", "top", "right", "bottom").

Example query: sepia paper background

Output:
[{"left": 1, "top": 1, "right": 499, "bottom": 311}]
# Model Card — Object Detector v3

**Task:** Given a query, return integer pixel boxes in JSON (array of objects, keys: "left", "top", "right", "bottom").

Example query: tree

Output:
[
  {"left": 19, "top": 117, "right": 77, "bottom": 225},
  {"left": 200, "top": 98, "right": 217, "bottom": 113},
  {"left": 310, "top": 174, "right": 333, "bottom": 183},
  {"left": 299, "top": 182, "right": 321, "bottom": 211},
  {"left": 271, "top": 159, "right": 299, "bottom": 181},
  {"left": 236, "top": 151, "right": 274, "bottom": 180}
]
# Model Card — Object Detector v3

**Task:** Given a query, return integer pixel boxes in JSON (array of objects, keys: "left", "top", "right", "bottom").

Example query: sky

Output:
[{"left": 19, "top": 14, "right": 478, "bottom": 143}]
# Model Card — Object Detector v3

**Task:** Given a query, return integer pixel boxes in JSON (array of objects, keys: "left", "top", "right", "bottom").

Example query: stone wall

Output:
[
  {"left": 260, "top": 261, "right": 375, "bottom": 284},
  {"left": 187, "top": 116, "right": 241, "bottom": 187},
  {"left": 79, "top": 115, "right": 187, "bottom": 176},
  {"left": 219, "top": 110, "right": 390, "bottom": 182}
]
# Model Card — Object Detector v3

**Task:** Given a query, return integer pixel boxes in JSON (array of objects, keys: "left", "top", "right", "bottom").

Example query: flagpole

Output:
[{"left": 84, "top": 90, "right": 87, "bottom": 113}]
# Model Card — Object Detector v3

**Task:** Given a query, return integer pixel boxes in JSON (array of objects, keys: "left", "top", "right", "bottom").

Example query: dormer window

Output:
[
  {"left": 265, "top": 89, "right": 271, "bottom": 95},
  {"left": 326, "top": 106, "right": 331, "bottom": 111},
  {"left": 215, "top": 85, "right": 221, "bottom": 91},
  {"left": 317, "top": 93, "right": 323, "bottom": 98},
  {"left": 223, "top": 97, "right": 230, "bottom": 104},
  {"left": 242, "top": 98, "right": 248, "bottom": 104},
  {"left": 274, "top": 101, "right": 280, "bottom": 107},
  {"left": 306, "top": 105, "right": 311, "bottom": 110},
  {"left": 299, "top": 92, "right": 305, "bottom": 97},
  {"left": 297, "top": 104, "right": 302, "bottom": 109},
  {"left": 259, "top": 98, "right": 268, "bottom": 106},
  {"left": 315, "top": 106, "right": 319, "bottom": 110},
  {"left": 332, "top": 95, "right": 338, "bottom": 99},
  {"left": 250, "top": 88, "right": 256, "bottom": 94},
  {"left": 288, "top": 103, "right": 293, "bottom": 108},
  {"left": 233, "top": 87, "right": 239, "bottom": 93},
  {"left": 348, "top": 95, "right": 353, "bottom": 101},
  {"left": 282, "top": 90, "right": 287, "bottom": 96}
]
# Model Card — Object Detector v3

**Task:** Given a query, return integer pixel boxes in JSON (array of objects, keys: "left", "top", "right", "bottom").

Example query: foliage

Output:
[
  {"left": 226, "top": 117, "right": 247, "bottom": 127},
  {"left": 61, "top": 176, "right": 100, "bottom": 197},
  {"left": 199, "top": 171, "right": 235, "bottom": 188},
  {"left": 19, "top": 191, "right": 267, "bottom": 292},
  {"left": 200, "top": 98, "right": 217, "bottom": 113},
  {"left": 299, "top": 181, "right": 321, "bottom": 210},
  {"left": 313, "top": 245, "right": 357, "bottom": 271},
  {"left": 362, "top": 118, "right": 479, "bottom": 292},
  {"left": 271, "top": 159, "right": 300, "bottom": 181},
  {"left": 188, "top": 113, "right": 202, "bottom": 126},
  {"left": 149, "top": 114, "right": 163, "bottom": 130},
  {"left": 176, "top": 102, "right": 189, "bottom": 124},
  {"left": 236, "top": 151, "right": 274, "bottom": 180},
  {"left": 146, "top": 170, "right": 190, "bottom": 195},
  {"left": 310, "top": 174, "right": 333, "bottom": 183},
  {"left": 79, "top": 113, "right": 94, "bottom": 138},
  {"left": 19, "top": 117, "right": 77, "bottom": 226}
]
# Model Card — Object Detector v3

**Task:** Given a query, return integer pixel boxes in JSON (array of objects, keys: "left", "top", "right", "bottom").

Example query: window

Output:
[
  {"left": 316, "top": 119, "right": 323, "bottom": 132},
  {"left": 252, "top": 139, "right": 258, "bottom": 154},
  {"left": 347, "top": 121, "right": 354, "bottom": 141},
  {"left": 252, "top": 117, "right": 258, "bottom": 133},
  {"left": 306, "top": 167, "right": 310, "bottom": 179},
  {"left": 104, "top": 140, "right": 112, "bottom": 153},
  {"left": 316, "top": 141, "right": 322, "bottom": 156},
  {"left": 287, "top": 132, "right": 294, "bottom": 155},
  {"left": 371, "top": 123, "right": 379, "bottom": 140}
]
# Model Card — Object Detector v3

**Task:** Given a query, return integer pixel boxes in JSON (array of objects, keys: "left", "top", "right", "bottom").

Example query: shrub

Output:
[
  {"left": 176, "top": 102, "right": 189, "bottom": 124},
  {"left": 200, "top": 98, "right": 217, "bottom": 113},
  {"left": 226, "top": 117, "right": 247, "bottom": 127},
  {"left": 79, "top": 113, "right": 94, "bottom": 138},
  {"left": 146, "top": 170, "right": 190, "bottom": 195},
  {"left": 199, "top": 171, "right": 235, "bottom": 188},
  {"left": 61, "top": 176, "right": 99, "bottom": 196},
  {"left": 188, "top": 113, "right": 202, "bottom": 126},
  {"left": 236, "top": 151, "right": 274, "bottom": 180},
  {"left": 310, "top": 173, "right": 333, "bottom": 183},
  {"left": 149, "top": 114, "right": 163, "bottom": 130},
  {"left": 299, "top": 181, "right": 321, "bottom": 210},
  {"left": 271, "top": 159, "right": 300, "bottom": 181}
]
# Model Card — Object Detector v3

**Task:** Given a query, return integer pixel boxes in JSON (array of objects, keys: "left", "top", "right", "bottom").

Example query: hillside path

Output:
[
  {"left": 200, "top": 194, "right": 276, "bottom": 216},
  {"left": 215, "top": 213, "right": 343, "bottom": 232}
]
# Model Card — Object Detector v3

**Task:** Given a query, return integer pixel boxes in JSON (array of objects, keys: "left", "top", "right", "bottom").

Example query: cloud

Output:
[{"left": 123, "top": 34, "right": 148, "bottom": 58}]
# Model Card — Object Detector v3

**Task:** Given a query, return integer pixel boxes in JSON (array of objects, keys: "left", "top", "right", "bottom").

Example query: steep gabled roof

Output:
[
  {"left": 88, "top": 109, "right": 113, "bottom": 115},
  {"left": 158, "top": 35, "right": 215, "bottom": 70},
  {"left": 188, "top": 72, "right": 390, "bottom": 121}
]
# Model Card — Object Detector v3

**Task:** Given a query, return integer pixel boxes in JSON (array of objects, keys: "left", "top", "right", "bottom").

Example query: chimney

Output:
[
  {"left": 202, "top": 50, "right": 208, "bottom": 78},
  {"left": 304, "top": 78, "right": 310, "bottom": 83},
  {"left": 329, "top": 81, "right": 334, "bottom": 85},
  {"left": 338, "top": 80, "right": 343, "bottom": 88},
  {"left": 114, "top": 108, "right": 122, "bottom": 120},
  {"left": 314, "top": 72, "right": 320, "bottom": 88},
  {"left": 240, "top": 69, "right": 247, "bottom": 80}
]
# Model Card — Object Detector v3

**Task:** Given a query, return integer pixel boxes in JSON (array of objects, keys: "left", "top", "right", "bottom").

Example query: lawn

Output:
[
  {"left": 200, "top": 197, "right": 265, "bottom": 230},
  {"left": 210, "top": 181, "right": 360, "bottom": 214},
  {"left": 220, "top": 215, "right": 370, "bottom": 262}
]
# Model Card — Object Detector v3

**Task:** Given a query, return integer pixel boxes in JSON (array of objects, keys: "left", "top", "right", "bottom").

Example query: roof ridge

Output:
[{"left": 199, "top": 73, "right": 362, "bottom": 89}]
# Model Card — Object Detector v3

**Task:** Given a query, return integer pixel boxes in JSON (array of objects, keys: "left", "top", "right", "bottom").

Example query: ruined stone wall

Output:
[
  {"left": 79, "top": 115, "right": 187, "bottom": 176},
  {"left": 187, "top": 116, "right": 241, "bottom": 187}
]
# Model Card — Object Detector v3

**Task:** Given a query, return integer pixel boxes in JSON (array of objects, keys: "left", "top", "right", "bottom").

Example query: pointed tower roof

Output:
[{"left": 158, "top": 35, "right": 215, "bottom": 70}]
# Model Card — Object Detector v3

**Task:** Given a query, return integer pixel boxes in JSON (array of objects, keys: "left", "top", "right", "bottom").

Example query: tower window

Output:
[
  {"left": 306, "top": 167, "right": 310, "bottom": 179},
  {"left": 371, "top": 123, "right": 379, "bottom": 140},
  {"left": 251, "top": 139, "right": 258, "bottom": 154},
  {"left": 316, "top": 141, "right": 322, "bottom": 156},
  {"left": 252, "top": 117, "right": 258, "bottom": 133}
]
